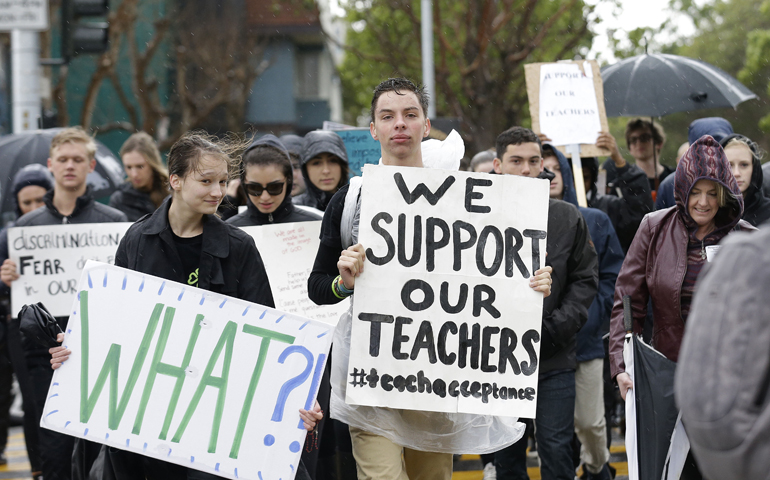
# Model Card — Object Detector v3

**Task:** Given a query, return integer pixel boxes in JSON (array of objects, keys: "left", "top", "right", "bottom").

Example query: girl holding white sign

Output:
[{"left": 51, "top": 132, "right": 322, "bottom": 480}]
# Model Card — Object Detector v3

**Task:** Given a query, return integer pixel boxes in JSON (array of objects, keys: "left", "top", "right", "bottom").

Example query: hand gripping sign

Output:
[
  {"left": 42, "top": 261, "right": 333, "bottom": 480},
  {"left": 346, "top": 165, "right": 549, "bottom": 419}
]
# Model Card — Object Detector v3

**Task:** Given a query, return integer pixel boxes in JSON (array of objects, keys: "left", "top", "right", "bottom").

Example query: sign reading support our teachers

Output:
[
  {"left": 346, "top": 165, "right": 549, "bottom": 419},
  {"left": 8, "top": 223, "right": 132, "bottom": 317},
  {"left": 42, "top": 261, "right": 333, "bottom": 480}
]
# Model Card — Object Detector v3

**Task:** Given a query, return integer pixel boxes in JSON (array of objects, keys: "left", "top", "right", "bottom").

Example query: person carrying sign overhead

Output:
[
  {"left": 492, "top": 127, "right": 598, "bottom": 480},
  {"left": 0, "top": 127, "right": 128, "bottom": 480},
  {"left": 307, "top": 78, "right": 554, "bottom": 480}
]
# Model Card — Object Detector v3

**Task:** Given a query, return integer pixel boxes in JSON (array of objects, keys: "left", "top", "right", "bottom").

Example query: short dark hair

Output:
[
  {"left": 242, "top": 145, "right": 294, "bottom": 194},
  {"left": 625, "top": 118, "right": 666, "bottom": 147},
  {"left": 495, "top": 127, "right": 541, "bottom": 159},
  {"left": 370, "top": 78, "right": 429, "bottom": 123}
]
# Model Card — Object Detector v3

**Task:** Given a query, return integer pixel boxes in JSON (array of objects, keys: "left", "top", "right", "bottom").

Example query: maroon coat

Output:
[{"left": 609, "top": 135, "right": 755, "bottom": 378}]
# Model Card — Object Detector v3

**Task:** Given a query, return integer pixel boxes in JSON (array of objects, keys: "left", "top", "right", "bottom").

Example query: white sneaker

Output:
[{"left": 482, "top": 462, "right": 497, "bottom": 480}]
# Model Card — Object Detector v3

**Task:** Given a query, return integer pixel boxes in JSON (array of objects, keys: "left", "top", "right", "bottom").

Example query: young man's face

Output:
[
  {"left": 47, "top": 141, "right": 96, "bottom": 191},
  {"left": 627, "top": 126, "right": 660, "bottom": 161},
  {"left": 370, "top": 90, "right": 430, "bottom": 166},
  {"left": 493, "top": 142, "right": 543, "bottom": 178}
]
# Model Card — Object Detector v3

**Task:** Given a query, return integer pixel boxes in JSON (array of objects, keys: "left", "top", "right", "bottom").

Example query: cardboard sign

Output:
[
  {"left": 525, "top": 60, "right": 610, "bottom": 157},
  {"left": 329, "top": 129, "right": 381, "bottom": 177},
  {"left": 8, "top": 223, "right": 132, "bottom": 317},
  {"left": 241, "top": 222, "right": 348, "bottom": 325},
  {"left": 42, "top": 261, "right": 333, "bottom": 480},
  {"left": 346, "top": 165, "right": 549, "bottom": 418}
]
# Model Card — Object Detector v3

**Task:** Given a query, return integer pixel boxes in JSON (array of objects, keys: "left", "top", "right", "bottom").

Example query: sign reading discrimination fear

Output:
[
  {"left": 8, "top": 223, "right": 132, "bottom": 318},
  {"left": 241, "top": 221, "right": 349, "bottom": 325},
  {"left": 347, "top": 165, "right": 549, "bottom": 418},
  {"left": 42, "top": 261, "right": 333, "bottom": 480}
]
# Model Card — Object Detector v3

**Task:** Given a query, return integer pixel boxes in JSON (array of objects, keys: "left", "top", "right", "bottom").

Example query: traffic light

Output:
[{"left": 62, "top": 0, "right": 110, "bottom": 61}]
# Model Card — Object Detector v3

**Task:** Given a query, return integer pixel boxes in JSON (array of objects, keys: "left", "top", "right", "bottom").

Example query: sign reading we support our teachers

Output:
[
  {"left": 346, "top": 165, "right": 549, "bottom": 419},
  {"left": 42, "top": 261, "right": 333, "bottom": 480},
  {"left": 8, "top": 223, "right": 132, "bottom": 317}
]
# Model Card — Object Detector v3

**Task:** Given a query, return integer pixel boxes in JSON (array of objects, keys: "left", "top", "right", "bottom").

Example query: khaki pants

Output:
[
  {"left": 574, "top": 358, "right": 610, "bottom": 473},
  {"left": 349, "top": 426, "right": 453, "bottom": 480}
]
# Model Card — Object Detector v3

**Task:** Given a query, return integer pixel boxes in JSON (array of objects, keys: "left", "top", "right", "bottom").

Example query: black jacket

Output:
[
  {"left": 586, "top": 161, "right": 653, "bottom": 252},
  {"left": 115, "top": 197, "right": 274, "bottom": 307},
  {"left": 108, "top": 182, "right": 161, "bottom": 222},
  {"left": 540, "top": 199, "right": 598, "bottom": 375},
  {"left": 227, "top": 195, "right": 321, "bottom": 227},
  {"left": 15, "top": 188, "right": 127, "bottom": 227}
]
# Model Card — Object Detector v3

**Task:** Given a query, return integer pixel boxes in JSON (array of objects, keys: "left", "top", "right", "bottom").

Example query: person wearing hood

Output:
[
  {"left": 609, "top": 135, "right": 756, "bottom": 477},
  {"left": 227, "top": 135, "right": 322, "bottom": 226},
  {"left": 720, "top": 134, "right": 770, "bottom": 227},
  {"left": 0, "top": 164, "right": 54, "bottom": 475},
  {"left": 542, "top": 145, "right": 623, "bottom": 480},
  {"left": 655, "top": 118, "right": 734, "bottom": 210},
  {"left": 0, "top": 128, "right": 127, "bottom": 480},
  {"left": 293, "top": 131, "right": 350, "bottom": 211},
  {"left": 109, "top": 132, "right": 169, "bottom": 222},
  {"left": 280, "top": 134, "right": 307, "bottom": 197}
]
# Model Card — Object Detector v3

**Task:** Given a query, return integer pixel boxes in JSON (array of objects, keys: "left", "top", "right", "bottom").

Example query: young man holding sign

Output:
[
  {"left": 493, "top": 127, "right": 598, "bottom": 480},
  {"left": 0, "top": 128, "right": 127, "bottom": 480},
  {"left": 309, "top": 79, "right": 553, "bottom": 480}
]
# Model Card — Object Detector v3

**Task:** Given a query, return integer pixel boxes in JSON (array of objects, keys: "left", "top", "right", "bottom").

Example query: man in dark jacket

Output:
[
  {"left": 0, "top": 127, "right": 127, "bottom": 480},
  {"left": 543, "top": 145, "right": 622, "bottom": 480},
  {"left": 492, "top": 127, "right": 598, "bottom": 480}
]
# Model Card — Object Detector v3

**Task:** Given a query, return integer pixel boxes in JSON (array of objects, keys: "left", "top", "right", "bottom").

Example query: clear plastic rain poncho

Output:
[{"left": 329, "top": 130, "right": 525, "bottom": 453}]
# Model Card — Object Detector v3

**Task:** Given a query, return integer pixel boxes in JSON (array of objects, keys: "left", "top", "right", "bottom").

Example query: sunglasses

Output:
[
  {"left": 628, "top": 133, "right": 653, "bottom": 145},
  {"left": 243, "top": 180, "right": 285, "bottom": 197}
]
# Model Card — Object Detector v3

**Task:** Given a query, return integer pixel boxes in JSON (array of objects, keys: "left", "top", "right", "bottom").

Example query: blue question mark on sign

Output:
[{"left": 265, "top": 345, "right": 314, "bottom": 453}]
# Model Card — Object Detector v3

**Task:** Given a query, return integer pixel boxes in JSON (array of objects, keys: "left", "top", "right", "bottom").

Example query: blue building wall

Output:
[{"left": 247, "top": 40, "right": 296, "bottom": 125}]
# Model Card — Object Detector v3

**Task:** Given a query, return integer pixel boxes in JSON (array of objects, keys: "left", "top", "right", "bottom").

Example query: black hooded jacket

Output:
[
  {"left": 720, "top": 134, "right": 770, "bottom": 227},
  {"left": 109, "top": 181, "right": 162, "bottom": 222},
  {"left": 227, "top": 195, "right": 321, "bottom": 226},
  {"left": 293, "top": 130, "right": 349, "bottom": 212},
  {"left": 584, "top": 157, "right": 653, "bottom": 252}
]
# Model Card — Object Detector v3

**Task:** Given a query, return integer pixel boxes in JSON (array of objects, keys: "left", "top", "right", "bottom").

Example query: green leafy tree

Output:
[{"left": 337, "top": 0, "right": 596, "bottom": 154}]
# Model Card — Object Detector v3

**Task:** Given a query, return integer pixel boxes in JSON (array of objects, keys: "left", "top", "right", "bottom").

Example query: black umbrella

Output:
[
  {"left": 0, "top": 129, "right": 124, "bottom": 223},
  {"left": 601, "top": 53, "right": 757, "bottom": 117}
]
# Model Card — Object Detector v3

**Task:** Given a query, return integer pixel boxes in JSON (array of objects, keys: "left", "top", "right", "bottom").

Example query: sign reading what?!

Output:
[{"left": 42, "top": 261, "right": 333, "bottom": 480}]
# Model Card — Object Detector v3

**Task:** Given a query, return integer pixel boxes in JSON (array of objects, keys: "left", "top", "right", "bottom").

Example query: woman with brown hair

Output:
[{"left": 109, "top": 132, "right": 170, "bottom": 221}]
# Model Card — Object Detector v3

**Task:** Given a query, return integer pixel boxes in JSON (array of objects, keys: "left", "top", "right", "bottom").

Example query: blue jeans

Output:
[{"left": 495, "top": 370, "right": 576, "bottom": 480}]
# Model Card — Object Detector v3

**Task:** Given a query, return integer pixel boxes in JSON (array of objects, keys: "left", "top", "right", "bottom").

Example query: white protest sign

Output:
[
  {"left": 346, "top": 165, "right": 549, "bottom": 418},
  {"left": 0, "top": 0, "right": 48, "bottom": 30},
  {"left": 8, "top": 223, "right": 132, "bottom": 317},
  {"left": 242, "top": 221, "right": 348, "bottom": 326},
  {"left": 538, "top": 62, "right": 602, "bottom": 146},
  {"left": 42, "top": 261, "right": 333, "bottom": 480}
]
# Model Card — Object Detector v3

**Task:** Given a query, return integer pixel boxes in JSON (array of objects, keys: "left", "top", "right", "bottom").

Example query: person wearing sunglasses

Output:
[
  {"left": 293, "top": 130, "right": 350, "bottom": 212},
  {"left": 228, "top": 135, "right": 322, "bottom": 227}
]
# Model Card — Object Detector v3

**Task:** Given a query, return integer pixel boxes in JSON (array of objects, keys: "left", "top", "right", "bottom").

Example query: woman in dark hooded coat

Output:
[
  {"left": 293, "top": 131, "right": 349, "bottom": 212},
  {"left": 720, "top": 134, "right": 770, "bottom": 227},
  {"left": 609, "top": 135, "right": 756, "bottom": 478}
]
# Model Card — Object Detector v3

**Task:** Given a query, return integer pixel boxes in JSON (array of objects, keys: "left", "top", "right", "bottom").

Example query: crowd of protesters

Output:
[{"left": 0, "top": 76, "right": 767, "bottom": 480}]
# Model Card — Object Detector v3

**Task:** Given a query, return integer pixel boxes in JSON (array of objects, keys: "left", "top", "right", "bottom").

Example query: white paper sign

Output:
[
  {"left": 346, "top": 165, "right": 549, "bottom": 418},
  {"left": 0, "top": 0, "right": 49, "bottom": 30},
  {"left": 8, "top": 223, "right": 132, "bottom": 317},
  {"left": 42, "top": 261, "right": 333, "bottom": 480},
  {"left": 539, "top": 62, "right": 602, "bottom": 146},
  {"left": 242, "top": 222, "right": 348, "bottom": 326}
]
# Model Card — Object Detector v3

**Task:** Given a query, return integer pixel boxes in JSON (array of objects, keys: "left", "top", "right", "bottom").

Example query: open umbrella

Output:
[
  {"left": 0, "top": 129, "right": 124, "bottom": 224},
  {"left": 601, "top": 53, "right": 757, "bottom": 117}
]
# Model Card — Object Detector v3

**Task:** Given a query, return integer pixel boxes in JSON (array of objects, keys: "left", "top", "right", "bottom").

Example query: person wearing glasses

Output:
[
  {"left": 604, "top": 118, "right": 672, "bottom": 196},
  {"left": 227, "top": 135, "right": 322, "bottom": 226},
  {"left": 293, "top": 131, "right": 350, "bottom": 212}
]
